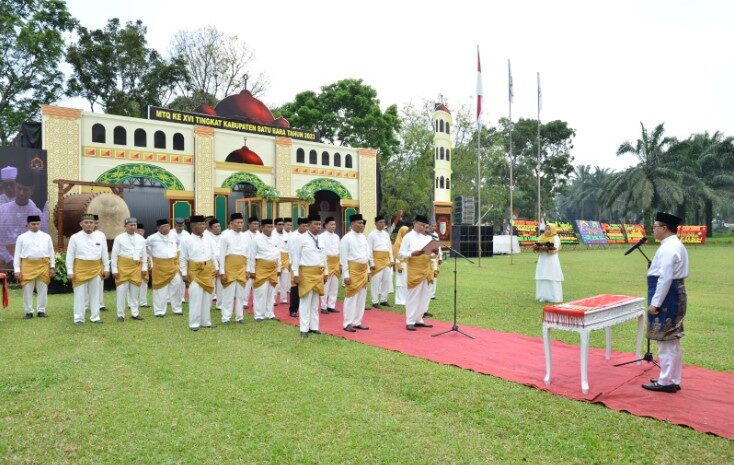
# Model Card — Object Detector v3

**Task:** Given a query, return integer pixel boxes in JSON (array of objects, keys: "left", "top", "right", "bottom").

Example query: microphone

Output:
[{"left": 624, "top": 236, "right": 648, "bottom": 255}]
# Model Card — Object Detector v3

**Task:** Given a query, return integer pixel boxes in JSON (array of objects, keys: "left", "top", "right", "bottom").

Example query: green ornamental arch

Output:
[
  {"left": 96, "top": 163, "right": 184, "bottom": 190},
  {"left": 221, "top": 172, "right": 268, "bottom": 192},
  {"left": 301, "top": 178, "right": 352, "bottom": 199}
]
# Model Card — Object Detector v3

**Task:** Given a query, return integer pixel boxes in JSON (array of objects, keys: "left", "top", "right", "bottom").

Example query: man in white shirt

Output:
[
  {"left": 340, "top": 214, "right": 372, "bottom": 332},
  {"left": 242, "top": 216, "right": 260, "bottom": 309},
  {"left": 367, "top": 215, "right": 394, "bottom": 309},
  {"left": 272, "top": 218, "right": 291, "bottom": 305},
  {"left": 218, "top": 213, "right": 248, "bottom": 324},
  {"left": 136, "top": 223, "right": 150, "bottom": 308},
  {"left": 13, "top": 214, "right": 55, "bottom": 318},
  {"left": 319, "top": 216, "right": 341, "bottom": 314},
  {"left": 67, "top": 213, "right": 109, "bottom": 324},
  {"left": 398, "top": 215, "right": 436, "bottom": 331},
  {"left": 205, "top": 218, "right": 223, "bottom": 310},
  {"left": 0, "top": 171, "right": 42, "bottom": 269},
  {"left": 248, "top": 219, "right": 281, "bottom": 321},
  {"left": 170, "top": 217, "right": 190, "bottom": 305},
  {"left": 292, "top": 214, "right": 328, "bottom": 337},
  {"left": 111, "top": 218, "right": 148, "bottom": 322},
  {"left": 146, "top": 219, "right": 183, "bottom": 317},
  {"left": 179, "top": 215, "right": 218, "bottom": 331},
  {"left": 288, "top": 218, "right": 308, "bottom": 317},
  {"left": 91, "top": 215, "right": 108, "bottom": 311},
  {"left": 642, "top": 212, "right": 689, "bottom": 394}
]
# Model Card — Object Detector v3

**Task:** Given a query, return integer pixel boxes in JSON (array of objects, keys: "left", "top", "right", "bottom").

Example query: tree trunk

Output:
[{"left": 705, "top": 199, "right": 713, "bottom": 237}]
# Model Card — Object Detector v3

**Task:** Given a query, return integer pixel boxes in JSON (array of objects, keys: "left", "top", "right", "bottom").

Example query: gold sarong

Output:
[
  {"left": 326, "top": 255, "right": 341, "bottom": 278},
  {"left": 115, "top": 255, "right": 142, "bottom": 287},
  {"left": 152, "top": 257, "right": 178, "bottom": 290},
  {"left": 72, "top": 258, "right": 103, "bottom": 288},
  {"left": 188, "top": 260, "right": 214, "bottom": 294},
  {"left": 372, "top": 250, "right": 390, "bottom": 275},
  {"left": 254, "top": 259, "right": 278, "bottom": 288},
  {"left": 280, "top": 251, "right": 290, "bottom": 273},
  {"left": 298, "top": 265, "right": 325, "bottom": 298},
  {"left": 222, "top": 255, "right": 247, "bottom": 287},
  {"left": 407, "top": 254, "right": 433, "bottom": 289},
  {"left": 345, "top": 261, "right": 369, "bottom": 298},
  {"left": 20, "top": 257, "right": 50, "bottom": 286}
]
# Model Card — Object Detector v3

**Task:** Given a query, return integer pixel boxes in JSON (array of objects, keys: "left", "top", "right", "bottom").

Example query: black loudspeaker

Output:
[
  {"left": 454, "top": 196, "right": 475, "bottom": 225},
  {"left": 451, "top": 224, "right": 493, "bottom": 257}
]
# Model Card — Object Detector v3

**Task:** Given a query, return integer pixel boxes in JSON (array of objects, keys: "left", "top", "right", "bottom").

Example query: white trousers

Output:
[
  {"left": 220, "top": 281, "right": 246, "bottom": 322},
  {"left": 213, "top": 279, "right": 223, "bottom": 309},
  {"left": 394, "top": 263, "right": 407, "bottom": 305},
  {"left": 321, "top": 275, "right": 339, "bottom": 310},
  {"left": 278, "top": 269, "right": 290, "bottom": 303},
  {"left": 188, "top": 281, "right": 212, "bottom": 329},
  {"left": 371, "top": 267, "right": 392, "bottom": 304},
  {"left": 405, "top": 280, "right": 430, "bottom": 325},
  {"left": 153, "top": 274, "right": 183, "bottom": 316},
  {"left": 22, "top": 279, "right": 48, "bottom": 314},
  {"left": 243, "top": 278, "right": 253, "bottom": 307},
  {"left": 657, "top": 339, "right": 683, "bottom": 386},
  {"left": 430, "top": 277, "right": 437, "bottom": 298},
  {"left": 116, "top": 282, "right": 141, "bottom": 318},
  {"left": 85, "top": 281, "right": 106, "bottom": 309},
  {"left": 253, "top": 282, "right": 276, "bottom": 320},
  {"left": 299, "top": 290, "right": 320, "bottom": 333},
  {"left": 343, "top": 287, "right": 367, "bottom": 328},
  {"left": 139, "top": 279, "right": 148, "bottom": 305},
  {"left": 74, "top": 277, "right": 102, "bottom": 323}
]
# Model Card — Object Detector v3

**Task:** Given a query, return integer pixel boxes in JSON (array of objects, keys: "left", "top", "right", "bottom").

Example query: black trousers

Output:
[{"left": 289, "top": 285, "right": 300, "bottom": 313}]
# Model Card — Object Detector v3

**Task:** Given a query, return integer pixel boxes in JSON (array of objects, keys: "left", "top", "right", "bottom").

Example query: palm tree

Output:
[{"left": 603, "top": 123, "right": 682, "bottom": 230}]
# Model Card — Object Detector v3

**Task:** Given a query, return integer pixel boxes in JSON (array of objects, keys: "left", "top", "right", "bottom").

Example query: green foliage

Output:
[
  {"left": 295, "top": 186, "right": 316, "bottom": 205},
  {"left": 51, "top": 252, "right": 69, "bottom": 286},
  {"left": 66, "top": 18, "right": 189, "bottom": 117},
  {"left": 256, "top": 185, "right": 279, "bottom": 202},
  {"left": 0, "top": 0, "right": 75, "bottom": 144},
  {"left": 220, "top": 171, "right": 267, "bottom": 192},
  {"left": 96, "top": 163, "right": 184, "bottom": 190},
  {"left": 299, "top": 178, "right": 352, "bottom": 200},
  {"left": 168, "top": 90, "right": 218, "bottom": 113}
]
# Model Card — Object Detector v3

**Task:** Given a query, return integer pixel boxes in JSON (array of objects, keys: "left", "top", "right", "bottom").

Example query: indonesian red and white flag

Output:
[{"left": 476, "top": 46, "right": 483, "bottom": 130}]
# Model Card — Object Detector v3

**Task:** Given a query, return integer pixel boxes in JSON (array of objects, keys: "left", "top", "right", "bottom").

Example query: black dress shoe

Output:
[
  {"left": 406, "top": 324, "right": 416, "bottom": 331},
  {"left": 372, "top": 303, "right": 381, "bottom": 309},
  {"left": 222, "top": 320, "right": 231, "bottom": 325},
  {"left": 100, "top": 306, "right": 108, "bottom": 311},
  {"left": 642, "top": 382, "right": 678, "bottom": 393},
  {"left": 155, "top": 314, "right": 164, "bottom": 318},
  {"left": 309, "top": 330, "right": 321, "bottom": 334},
  {"left": 320, "top": 309, "right": 329, "bottom": 314},
  {"left": 190, "top": 327, "right": 199, "bottom": 331},
  {"left": 37, "top": 312, "right": 47, "bottom": 318},
  {"left": 174, "top": 312, "right": 184, "bottom": 316},
  {"left": 24, "top": 313, "right": 33, "bottom": 319},
  {"left": 203, "top": 325, "right": 215, "bottom": 329},
  {"left": 92, "top": 320, "right": 104, "bottom": 324},
  {"left": 117, "top": 316, "right": 125, "bottom": 322},
  {"left": 353, "top": 324, "right": 369, "bottom": 330},
  {"left": 236, "top": 319, "right": 244, "bottom": 324},
  {"left": 132, "top": 315, "right": 144, "bottom": 320},
  {"left": 430, "top": 297, "right": 437, "bottom": 301},
  {"left": 328, "top": 307, "right": 339, "bottom": 313},
  {"left": 74, "top": 321, "right": 83, "bottom": 326},
  {"left": 415, "top": 322, "right": 433, "bottom": 328},
  {"left": 380, "top": 301, "right": 391, "bottom": 307},
  {"left": 289, "top": 312, "right": 298, "bottom": 317},
  {"left": 423, "top": 312, "right": 434, "bottom": 317},
  {"left": 344, "top": 325, "right": 357, "bottom": 332},
  {"left": 268, "top": 316, "right": 280, "bottom": 321},
  {"left": 650, "top": 379, "right": 681, "bottom": 391},
  {"left": 300, "top": 331, "right": 309, "bottom": 338}
]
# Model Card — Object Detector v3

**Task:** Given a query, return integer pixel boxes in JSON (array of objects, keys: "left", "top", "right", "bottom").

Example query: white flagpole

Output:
[
  {"left": 537, "top": 72, "right": 542, "bottom": 229},
  {"left": 508, "top": 59, "right": 514, "bottom": 264},
  {"left": 476, "top": 46, "right": 483, "bottom": 266}
]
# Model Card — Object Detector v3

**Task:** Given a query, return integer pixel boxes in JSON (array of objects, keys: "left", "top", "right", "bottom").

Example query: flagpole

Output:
[
  {"left": 536, "top": 72, "right": 542, "bottom": 229},
  {"left": 476, "top": 46, "right": 483, "bottom": 267},
  {"left": 508, "top": 59, "right": 514, "bottom": 265}
]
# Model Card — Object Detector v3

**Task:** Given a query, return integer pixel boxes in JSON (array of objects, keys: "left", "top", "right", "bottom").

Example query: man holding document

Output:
[{"left": 398, "top": 215, "right": 440, "bottom": 331}]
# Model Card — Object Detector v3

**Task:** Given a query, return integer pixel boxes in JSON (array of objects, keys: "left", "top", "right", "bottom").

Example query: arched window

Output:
[
  {"left": 345, "top": 154, "right": 353, "bottom": 168},
  {"left": 309, "top": 149, "right": 317, "bottom": 164},
  {"left": 92, "top": 123, "right": 106, "bottom": 143},
  {"left": 445, "top": 122, "right": 450, "bottom": 134},
  {"left": 446, "top": 178, "right": 450, "bottom": 189},
  {"left": 334, "top": 153, "right": 341, "bottom": 167},
  {"left": 440, "top": 176, "right": 445, "bottom": 189},
  {"left": 296, "top": 148, "right": 305, "bottom": 163},
  {"left": 446, "top": 148, "right": 450, "bottom": 161},
  {"left": 439, "top": 147, "right": 444, "bottom": 160},
  {"left": 436, "top": 177, "right": 439, "bottom": 188},
  {"left": 321, "top": 151, "right": 329, "bottom": 165},
  {"left": 440, "top": 120, "right": 445, "bottom": 133},
  {"left": 154, "top": 130, "right": 166, "bottom": 149},
  {"left": 435, "top": 147, "right": 439, "bottom": 159},
  {"left": 173, "top": 133, "right": 185, "bottom": 150},
  {"left": 435, "top": 121, "right": 439, "bottom": 132},
  {"left": 134, "top": 129, "right": 146, "bottom": 147},
  {"left": 113, "top": 126, "right": 127, "bottom": 145}
]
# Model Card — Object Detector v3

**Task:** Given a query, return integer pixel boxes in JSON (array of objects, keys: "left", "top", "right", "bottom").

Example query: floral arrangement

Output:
[
  {"left": 257, "top": 185, "right": 280, "bottom": 202},
  {"left": 52, "top": 252, "right": 70, "bottom": 286}
]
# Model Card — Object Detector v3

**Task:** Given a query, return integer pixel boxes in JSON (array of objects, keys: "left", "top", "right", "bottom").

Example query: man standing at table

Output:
[
  {"left": 320, "top": 216, "right": 341, "bottom": 314},
  {"left": 273, "top": 218, "right": 291, "bottom": 305},
  {"left": 13, "top": 215, "right": 55, "bottom": 318},
  {"left": 248, "top": 218, "right": 281, "bottom": 321},
  {"left": 368, "top": 215, "right": 394, "bottom": 309},
  {"left": 218, "top": 213, "right": 248, "bottom": 324},
  {"left": 292, "top": 214, "right": 327, "bottom": 337},
  {"left": 340, "top": 214, "right": 371, "bottom": 332},
  {"left": 146, "top": 219, "right": 182, "bottom": 317},
  {"left": 179, "top": 215, "right": 218, "bottom": 331},
  {"left": 67, "top": 213, "right": 109, "bottom": 324},
  {"left": 398, "top": 215, "right": 435, "bottom": 331},
  {"left": 111, "top": 218, "right": 148, "bottom": 322},
  {"left": 288, "top": 218, "right": 308, "bottom": 318},
  {"left": 642, "top": 212, "right": 689, "bottom": 393}
]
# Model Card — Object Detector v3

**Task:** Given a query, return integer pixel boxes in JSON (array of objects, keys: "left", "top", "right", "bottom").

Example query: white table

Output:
[
  {"left": 493, "top": 235, "right": 520, "bottom": 254},
  {"left": 542, "top": 294, "right": 645, "bottom": 394}
]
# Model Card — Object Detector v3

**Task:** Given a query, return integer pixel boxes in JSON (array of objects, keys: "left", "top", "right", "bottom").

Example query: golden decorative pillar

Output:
[
  {"left": 40, "top": 105, "right": 82, "bottom": 244},
  {"left": 194, "top": 125, "right": 215, "bottom": 215},
  {"left": 274, "top": 136, "right": 293, "bottom": 216},
  {"left": 358, "top": 148, "right": 377, "bottom": 234}
]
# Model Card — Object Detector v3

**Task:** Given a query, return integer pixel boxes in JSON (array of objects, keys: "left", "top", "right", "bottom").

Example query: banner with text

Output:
[
  {"left": 513, "top": 219, "right": 539, "bottom": 245},
  {"left": 575, "top": 220, "right": 608, "bottom": 245},
  {"left": 602, "top": 223, "right": 626, "bottom": 244},
  {"left": 677, "top": 225, "right": 707, "bottom": 244},
  {"left": 550, "top": 222, "right": 580, "bottom": 245},
  {"left": 623, "top": 224, "right": 646, "bottom": 243}
]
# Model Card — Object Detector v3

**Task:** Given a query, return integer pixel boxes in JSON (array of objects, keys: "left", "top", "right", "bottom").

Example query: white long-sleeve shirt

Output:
[
  {"left": 145, "top": 232, "right": 178, "bottom": 259},
  {"left": 339, "top": 230, "right": 371, "bottom": 279},
  {"left": 398, "top": 230, "right": 432, "bottom": 260},
  {"left": 319, "top": 230, "right": 340, "bottom": 257},
  {"left": 171, "top": 229, "right": 190, "bottom": 249},
  {"left": 111, "top": 232, "right": 148, "bottom": 273},
  {"left": 367, "top": 229, "right": 394, "bottom": 263},
  {"left": 13, "top": 230, "right": 55, "bottom": 272},
  {"left": 218, "top": 229, "right": 249, "bottom": 275},
  {"left": 247, "top": 233, "right": 281, "bottom": 273},
  {"left": 66, "top": 230, "right": 109, "bottom": 275},
  {"left": 179, "top": 233, "right": 218, "bottom": 275},
  {"left": 273, "top": 230, "right": 289, "bottom": 251},
  {"left": 648, "top": 234, "right": 689, "bottom": 307},
  {"left": 291, "top": 231, "right": 327, "bottom": 277},
  {"left": 93, "top": 229, "right": 109, "bottom": 272}
]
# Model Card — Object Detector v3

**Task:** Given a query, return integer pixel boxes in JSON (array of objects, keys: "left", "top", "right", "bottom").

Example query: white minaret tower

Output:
[{"left": 432, "top": 101, "right": 454, "bottom": 243}]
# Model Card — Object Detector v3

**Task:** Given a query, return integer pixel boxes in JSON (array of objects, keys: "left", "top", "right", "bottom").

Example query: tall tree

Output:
[
  {"left": 66, "top": 18, "right": 188, "bottom": 117},
  {"left": 556, "top": 165, "right": 616, "bottom": 221},
  {"left": 0, "top": 0, "right": 75, "bottom": 144}
]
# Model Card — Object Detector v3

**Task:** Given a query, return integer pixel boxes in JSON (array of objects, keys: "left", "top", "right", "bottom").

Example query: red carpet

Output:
[{"left": 271, "top": 302, "right": 734, "bottom": 439}]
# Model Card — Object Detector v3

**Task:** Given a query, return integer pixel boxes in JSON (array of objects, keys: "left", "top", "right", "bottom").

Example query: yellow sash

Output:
[
  {"left": 254, "top": 259, "right": 278, "bottom": 288},
  {"left": 280, "top": 251, "right": 290, "bottom": 272},
  {"left": 407, "top": 254, "right": 433, "bottom": 289},
  {"left": 20, "top": 257, "right": 50, "bottom": 286},
  {"left": 372, "top": 250, "right": 390, "bottom": 275},
  {"left": 188, "top": 260, "right": 214, "bottom": 294},
  {"left": 298, "top": 265, "right": 324, "bottom": 298},
  {"left": 326, "top": 254, "right": 341, "bottom": 278},
  {"left": 72, "top": 258, "right": 103, "bottom": 288},
  {"left": 152, "top": 257, "right": 178, "bottom": 290},
  {"left": 115, "top": 255, "right": 142, "bottom": 287},
  {"left": 345, "top": 261, "right": 369, "bottom": 298},
  {"left": 222, "top": 255, "right": 247, "bottom": 287}
]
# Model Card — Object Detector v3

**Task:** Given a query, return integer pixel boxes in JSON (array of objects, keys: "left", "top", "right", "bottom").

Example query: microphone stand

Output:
[
  {"left": 432, "top": 247, "right": 475, "bottom": 339},
  {"left": 614, "top": 242, "right": 658, "bottom": 368}
]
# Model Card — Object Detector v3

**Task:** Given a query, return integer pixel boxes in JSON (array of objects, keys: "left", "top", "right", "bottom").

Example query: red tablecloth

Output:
[{"left": 543, "top": 294, "right": 639, "bottom": 318}]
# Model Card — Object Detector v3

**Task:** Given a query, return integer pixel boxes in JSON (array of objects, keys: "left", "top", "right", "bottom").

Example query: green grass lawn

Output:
[{"left": 0, "top": 247, "right": 732, "bottom": 464}]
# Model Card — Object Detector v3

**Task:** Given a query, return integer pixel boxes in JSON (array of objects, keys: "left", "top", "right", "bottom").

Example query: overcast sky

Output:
[{"left": 61, "top": 0, "right": 733, "bottom": 171}]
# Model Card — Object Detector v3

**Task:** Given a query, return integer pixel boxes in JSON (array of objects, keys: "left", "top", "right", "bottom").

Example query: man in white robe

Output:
[
  {"left": 179, "top": 215, "right": 218, "bottom": 331},
  {"left": 398, "top": 215, "right": 436, "bottom": 331},
  {"left": 146, "top": 219, "right": 183, "bottom": 317},
  {"left": 319, "top": 216, "right": 341, "bottom": 314},
  {"left": 111, "top": 218, "right": 148, "bottom": 322},
  {"left": 367, "top": 216, "right": 394, "bottom": 309},
  {"left": 248, "top": 219, "right": 281, "bottom": 321},
  {"left": 340, "top": 214, "right": 372, "bottom": 332},
  {"left": 67, "top": 214, "right": 109, "bottom": 324},
  {"left": 218, "top": 213, "right": 248, "bottom": 324}
]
